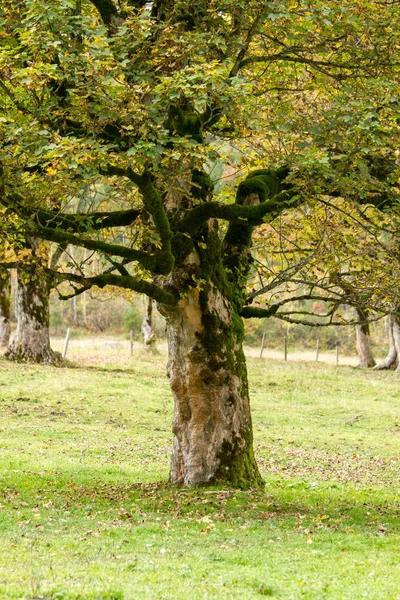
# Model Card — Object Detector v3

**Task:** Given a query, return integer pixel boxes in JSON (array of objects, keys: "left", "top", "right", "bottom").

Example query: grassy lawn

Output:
[{"left": 1, "top": 341, "right": 400, "bottom": 599}]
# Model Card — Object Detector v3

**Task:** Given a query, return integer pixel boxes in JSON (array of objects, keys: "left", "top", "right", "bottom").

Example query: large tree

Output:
[{"left": 1, "top": 0, "right": 399, "bottom": 486}]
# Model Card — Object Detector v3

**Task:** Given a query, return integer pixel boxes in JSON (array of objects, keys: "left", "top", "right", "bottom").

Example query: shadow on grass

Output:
[
  {"left": 3, "top": 468, "right": 400, "bottom": 533},
  {"left": 68, "top": 363, "right": 139, "bottom": 375}
]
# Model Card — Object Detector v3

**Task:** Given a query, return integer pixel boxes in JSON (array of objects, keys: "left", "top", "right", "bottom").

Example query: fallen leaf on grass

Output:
[
  {"left": 200, "top": 523, "right": 215, "bottom": 533},
  {"left": 378, "top": 524, "right": 387, "bottom": 534}
]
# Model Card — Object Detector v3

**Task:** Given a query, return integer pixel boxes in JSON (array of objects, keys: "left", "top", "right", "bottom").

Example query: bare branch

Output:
[{"left": 229, "top": 9, "right": 269, "bottom": 78}]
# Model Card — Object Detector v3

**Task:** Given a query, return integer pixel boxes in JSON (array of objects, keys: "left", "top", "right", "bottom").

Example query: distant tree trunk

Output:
[
  {"left": 355, "top": 307, "right": 375, "bottom": 368},
  {"left": 141, "top": 296, "right": 156, "bottom": 348},
  {"left": 6, "top": 269, "right": 61, "bottom": 365},
  {"left": 82, "top": 291, "right": 87, "bottom": 325},
  {"left": 0, "top": 269, "right": 11, "bottom": 346},
  {"left": 374, "top": 313, "right": 400, "bottom": 370}
]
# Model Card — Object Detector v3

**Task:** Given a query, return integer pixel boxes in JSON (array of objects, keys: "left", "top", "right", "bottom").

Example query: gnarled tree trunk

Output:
[
  {"left": 374, "top": 313, "right": 400, "bottom": 370},
  {"left": 157, "top": 168, "right": 290, "bottom": 488},
  {"left": 164, "top": 286, "right": 262, "bottom": 488},
  {"left": 355, "top": 307, "right": 375, "bottom": 368},
  {"left": 6, "top": 269, "right": 61, "bottom": 365},
  {"left": 0, "top": 268, "right": 11, "bottom": 346}
]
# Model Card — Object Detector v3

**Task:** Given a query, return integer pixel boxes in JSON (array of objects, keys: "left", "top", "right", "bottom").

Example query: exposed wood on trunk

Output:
[{"left": 163, "top": 281, "right": 262, "bottom": 489}]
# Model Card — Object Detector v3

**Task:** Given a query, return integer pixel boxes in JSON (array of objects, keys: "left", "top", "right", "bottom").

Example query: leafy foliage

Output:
[{"left": 0, "top": 0, "right": 399, "bottom": 307}]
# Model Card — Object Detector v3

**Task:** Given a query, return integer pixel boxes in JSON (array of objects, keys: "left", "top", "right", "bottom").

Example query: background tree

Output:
[
  {"left": 4, "top": 240, "right": 63, "bottom": 364},
  {"left": 245, "top": 188, "right": 400, "bottom": 367},
  {"left": 0, "top": 268, "right": 11, "bottom": 346},
  {"left": 374, "top": 312, "right": 400, "bottom": 371},
  {"left": 1, "top": 0, "right": 399, "bottom": 486},
  {"left": 0, "top": 164, "right": 63, "bottom": 363},
  {"left": 141, "top": 296, "right": 157, "bottom": 349}
]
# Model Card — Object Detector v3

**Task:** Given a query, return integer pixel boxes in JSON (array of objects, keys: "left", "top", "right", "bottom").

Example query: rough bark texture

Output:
[
  {"left": 6, "top": 270, "right": 61, "bottom": 365},
  {"left": 374, "top": 313, "right": 400, "bottom": 370},
  {"left": 155, "top": 169, "right": 290, "bottom": 488},
  {"left": 355, "top": 308, "right": 375, "bottom": 368},
  {"left": 164, "top": 286, "right": 262, "bottom": 488},
  {"left": 0, "top": 269, "right": 11, "bottom": 346}
]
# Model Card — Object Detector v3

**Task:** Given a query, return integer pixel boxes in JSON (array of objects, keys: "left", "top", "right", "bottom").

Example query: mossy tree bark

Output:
[
  {"left": 6, "top": 269, "right": 61, "bottom": 365},
  {"left": 163, "top": 279, "right": 262, "bottom": 488},
  {"left": 0, "top": 268, "right": 11, "bottom": 346},
  {"left": 157, "top": 171, "right": 290, "bottom": 488}
]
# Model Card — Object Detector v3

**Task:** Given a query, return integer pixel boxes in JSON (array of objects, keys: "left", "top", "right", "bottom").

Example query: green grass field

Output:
[{"left": 1, "top": 341, "right": 400, "bottom": 599}]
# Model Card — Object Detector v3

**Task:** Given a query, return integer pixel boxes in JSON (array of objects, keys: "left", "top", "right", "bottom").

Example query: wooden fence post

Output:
[
  {"left": 62, "top": 328, "right": 71, "bottom": 359},
  {"left": 284, "top": 336, "right": 288, "bottom": 361},
  {"left": 259, "top": 332, "right": 266, "bottom": 359},
  {"left": 315, "top": 338, "right": 320, "bottom": 362}
]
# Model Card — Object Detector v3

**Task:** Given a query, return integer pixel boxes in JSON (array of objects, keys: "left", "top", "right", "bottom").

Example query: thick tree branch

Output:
[
  {"left": 241, "top": 292, "right": 346, "bottom": 320},
  {"left": 87, "top": 0, "right": 119, "bottom": 26},
  {"left": 29, "top": 224, "right": 172, "bottom": 275},
  {"left": 179, "top": 191, "right": 296, "bottom": 236},
  {"left": 140, "top": 173, "right": 174, "bottom": 260},
  {"left": 275, "top": 316, "right": 356, "bottom": 327},
  {"left": 50, "top": 270, "right": 177, "bottom": 305},
  {"left": 99, "top": 164, "right": 145, "bottom": 188},
  {"left": 98, "top": 168, "right": 173, "bottom": 261},
  {"left": 32, "top": 207, "right": 141, "bottom": 233},
  {"left": 240, "top": 305, "right": 279, "bottom": 319},
  {"left": 221, "top": 168, "right": 300, "bottom": 288}
]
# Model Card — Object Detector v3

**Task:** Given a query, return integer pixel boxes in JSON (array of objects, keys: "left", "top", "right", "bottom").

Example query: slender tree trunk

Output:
[
  {"left": 163, "top": 285, "right": 262, "bottom": 489},
  {"left": 82, "top": 291, "right": 87, "bottom": 325},
  {"left": 374, "top": 313, "right": 400, "bottom": 370},
  {"left": 82, "top": 249, "right": 87, "bottom": 325},
  {"left": 0, "top": 269, "right": 11, "bottom": 346},
  {"left": 6, "top": 270, "right": 61, "bottom": 364},
  {"left": 355, "top": 308, "right": 375, "bottom": 368},
  {"left": 141, "top": 296, "right": 156, "bottom": 348}
]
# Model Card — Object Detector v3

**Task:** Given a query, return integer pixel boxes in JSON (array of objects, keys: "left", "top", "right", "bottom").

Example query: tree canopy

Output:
[
  {"left": 1, "top": 1, "right": 399, "bottom": 291},
  {"left": 1, "top": 0, "right": 400, "bottom": 486}
]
